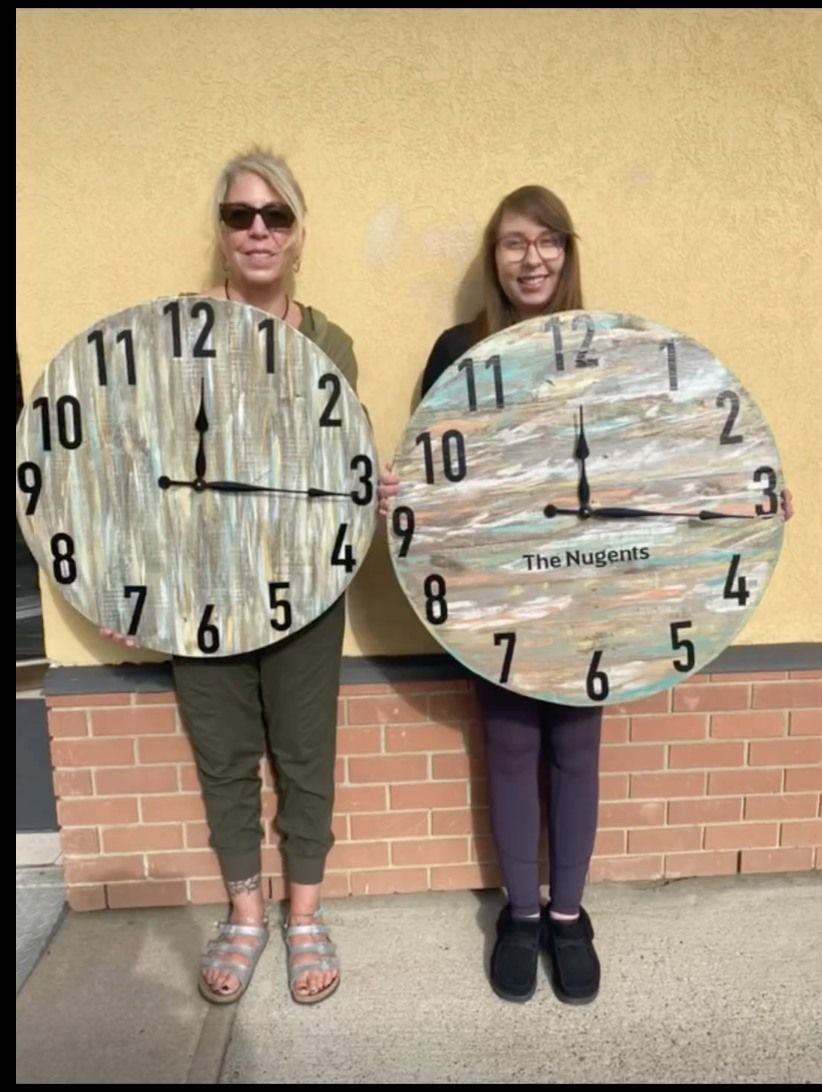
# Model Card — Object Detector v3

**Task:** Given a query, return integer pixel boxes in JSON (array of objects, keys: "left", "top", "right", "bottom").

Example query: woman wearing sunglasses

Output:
[
  {"left": 191, "top": 149, "right": 360, "bottom": 1006},
  {"left": 104, "top": 149, "right": 356, "bottom": 1006},
  {"left": 193, "top": 149, "right": 358, "bottom": 1006}
]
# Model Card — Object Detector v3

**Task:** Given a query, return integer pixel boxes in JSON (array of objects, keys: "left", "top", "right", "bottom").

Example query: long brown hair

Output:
[{"left": 473, "top": 185, "right": 582, "bottom": 340}]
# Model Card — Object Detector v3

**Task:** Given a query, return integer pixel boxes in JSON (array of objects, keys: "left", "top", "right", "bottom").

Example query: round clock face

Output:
[
  {"left": 389, "top": 311, "right": 784, "bottom": 706},
  {"left": 16, "top": 297, "right": 377, "bottom": 656}
]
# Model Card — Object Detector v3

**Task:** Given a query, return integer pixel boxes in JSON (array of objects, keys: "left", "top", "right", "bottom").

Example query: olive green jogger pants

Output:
[{"left": 172, "top": 595, "right": 345, "bottom": 885}]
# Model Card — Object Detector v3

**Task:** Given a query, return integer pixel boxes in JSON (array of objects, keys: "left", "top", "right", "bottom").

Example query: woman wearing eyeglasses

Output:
[
  {"left": 381, "top": 185, "right": 603, "bottom": 1007},
  {"left": 105, "top": 149, "right": 354, "bottom": 1006},
  {"left": 378, "top": 184, "right": 794, "bottom": 1007}
]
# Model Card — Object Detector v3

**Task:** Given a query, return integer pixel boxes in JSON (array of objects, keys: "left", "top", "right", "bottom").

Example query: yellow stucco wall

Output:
[{"left": 16, "top": 9, "right": 821, "bottom": 665}]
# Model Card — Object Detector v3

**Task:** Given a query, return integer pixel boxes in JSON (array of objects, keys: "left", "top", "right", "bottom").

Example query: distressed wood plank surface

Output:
[
  {"left": 16, "top": 297, "right": 377, "bottom": 656},
  {"left": 390, "top": 311, "right": 784, "bottom": 705}
]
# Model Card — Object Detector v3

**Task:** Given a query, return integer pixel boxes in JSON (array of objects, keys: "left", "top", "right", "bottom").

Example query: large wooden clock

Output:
[
  {"left": 388, "top": 311, "right": 784, "bottom": 706},
  {"left": 15, "top": 297, "right": 377, "bottom": 656}
]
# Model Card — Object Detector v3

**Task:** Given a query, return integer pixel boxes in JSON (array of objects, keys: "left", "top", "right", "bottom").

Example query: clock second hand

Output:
[{"left": 157, "top": 477, "right": 351, "bottom": 498}]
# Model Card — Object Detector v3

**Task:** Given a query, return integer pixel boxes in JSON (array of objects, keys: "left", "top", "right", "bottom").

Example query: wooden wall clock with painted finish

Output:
[
  {"left": 388, "top": 311, "right": 784, "bottom": 706},
  {"left": 15, "top": 297, "right": 377, "bottom": 656}
]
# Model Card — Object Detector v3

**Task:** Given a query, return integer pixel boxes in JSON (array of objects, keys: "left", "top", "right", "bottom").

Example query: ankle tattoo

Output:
[{"left": 227, "top": 873, "right": 262, "bottom": 896}]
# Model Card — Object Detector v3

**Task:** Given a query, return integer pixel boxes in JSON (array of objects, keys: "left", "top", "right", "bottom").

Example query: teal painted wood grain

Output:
[
  {"left": 390, "top": 311, "right": 784, "bottom": 705},
  {"left": 16, "top": 298, "right": 377, "bottom": 656}
]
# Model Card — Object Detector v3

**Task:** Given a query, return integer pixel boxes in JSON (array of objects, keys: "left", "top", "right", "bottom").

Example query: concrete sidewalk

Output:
[{"left": 16, "top": 872, "right": 822, "bottom": 1084}]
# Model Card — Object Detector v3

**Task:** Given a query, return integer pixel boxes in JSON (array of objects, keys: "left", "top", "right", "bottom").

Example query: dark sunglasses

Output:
[{"left": 219, "top": 202, "right": 296, "bottom": 231}]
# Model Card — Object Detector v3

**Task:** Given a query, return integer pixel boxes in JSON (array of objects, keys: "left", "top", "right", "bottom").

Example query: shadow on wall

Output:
[
  {"left": 405, "top": 253, "right": 485, "bottom": 415},
  {"left": 16, "top": 348, "right": 45, "bottom": 661}
]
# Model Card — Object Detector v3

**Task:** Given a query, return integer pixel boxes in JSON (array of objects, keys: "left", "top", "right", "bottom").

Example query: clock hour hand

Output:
[
  {"left": 575, "top": 406, "right": 591, "bottom": 512},
  {"left": 194, "top": 378, "right": 208, "bottom": 481}
]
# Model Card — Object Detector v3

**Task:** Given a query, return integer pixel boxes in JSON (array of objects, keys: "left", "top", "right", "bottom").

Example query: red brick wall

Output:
[{"left": 47, "top": 669, "right": 822, "bottom": 911}]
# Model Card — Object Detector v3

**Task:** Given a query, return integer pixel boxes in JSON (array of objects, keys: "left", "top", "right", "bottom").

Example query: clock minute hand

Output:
[
  {"left": 205, "top": 480, "right": 352, "bottom": 498},
  {"left": 588, "top": 507, "right": 760, "bottom": 521},
  {"left": 157, "top": 477, "right": 352, "bottom": 498}
]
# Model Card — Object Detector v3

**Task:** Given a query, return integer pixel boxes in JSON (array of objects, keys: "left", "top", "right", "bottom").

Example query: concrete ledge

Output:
[{"left": 40, "top": 643, "right": 822, "bottom": 695}]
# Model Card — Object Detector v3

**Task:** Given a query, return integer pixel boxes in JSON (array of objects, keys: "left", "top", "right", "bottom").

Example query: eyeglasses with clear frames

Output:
[{"left": 497, "top": 233, "right": 565, "bottom": 262}]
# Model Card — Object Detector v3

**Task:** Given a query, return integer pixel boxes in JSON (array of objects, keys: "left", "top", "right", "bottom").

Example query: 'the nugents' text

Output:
[{"left": 522, "top": 546, "right": 651, "bottom": 571}]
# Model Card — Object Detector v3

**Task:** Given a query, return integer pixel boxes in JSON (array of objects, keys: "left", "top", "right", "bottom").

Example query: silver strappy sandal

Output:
[
  {"left": 198, "top": 919, "right": 269, "bottom": 1005},
  {"left": 283, "top": 909, "right": 340, "bottom": 1005}
]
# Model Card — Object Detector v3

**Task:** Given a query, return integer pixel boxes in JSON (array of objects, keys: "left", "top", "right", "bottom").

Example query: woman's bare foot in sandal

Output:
[
  {"left": 286, "top": 882, "right": 340, "bottom": 1002},
  {"left": 201, "top": 875, "right": 267, "bottom": 1000}
]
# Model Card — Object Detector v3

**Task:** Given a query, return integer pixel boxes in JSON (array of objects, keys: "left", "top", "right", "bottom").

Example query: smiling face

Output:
[
  {"left": 219, "top": 170, "right": 302, "bottom": 291},
  {"left": 494, "top": 211, "right": 567, "bottom": 319}
]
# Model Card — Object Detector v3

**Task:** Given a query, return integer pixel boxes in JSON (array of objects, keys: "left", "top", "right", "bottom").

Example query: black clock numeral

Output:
[
  {"left": 416, "top": 431, "right": 435, "bottom": 483},
  {"left": 415, "top": 429, "right": 467, "bottom": 484},
  {"left": 423, "top": 574, "right": 448, "bottom": 625},
  {"left": 544, "top": 316, "right": 599, "bottom": 371},
  {"left": 268, "top": 582, "right": 292, "bottom": 632},
  {"left": 458, "top": 359, "right": 477, "bottom": 409},
  {"left": 163, "top": 300, "right": 183, "bottom": 357},
  {"left": 441, "top": 429, "right": 467, "bottom": 481},
  {"left": 197, "top": 604, "right": 221, "bottom": 653},
  {"left": 753, "top": 466, "right": 778, "bottom": 516},
  {"left": 572, "top": 313, "right": 599, "bottom": 368},
  {"left": 32, "top": 398, "right": 50, "bottom": 452},
  {"left": 670, "top": 620, "right": 695, "bottom": 673},
  {"left": 350, "top": 454, "right": 373, "bottom": 505},
  {"left": 722, "top": 554, "right": 750, "bottom": 606},
  {"left": 717, "top": 390, "right": 743, "bottom": 445},
  {"left": 330, "top": 523, "right": 356, "bottom": 572},
  {"left": 88, "top": 328, "right": 137, "bottom": 386},
  {"left": 319, "top": 373, "right": 342, "bottom": 427},
  {"left": 258, "top": 318, "right": 275, "bottom": 374},
  {"left": 546, "top": 318, "right": 565, "bottom": 371},
  {"left": 191, "top": 302, "right": 216, "bottom": 357},
  {"left": 17, "top": 462, "right": 42, "bottom": 515},
  {"left": 162, "top": 300, "right": 216, "bottom": 359},
  {"left": 392, "top": 506, "right": 415, "bottom": 557},
  {"left": 486, "top": 355, "right": 505, "bottom": 407},
  {"left": 50, "top": 533, "right": 77, "bottom": 585},
  {"left": 124, "top": 585, "right": 147, "bottom": 636},
  {"left": 33, "top": 395, "right": 83, "bottom": 451},
  {"left": 662, "top": 339, "right": 678, "bottom": 391},
  {"left": 585, "top": 650, "right": 609, "bottom": 701},
  {"left": 494, "top": 631, "right": 516, "bottom": 684},
  {"left": 458, "top": 355, "right": 505, "bottom": 411}
]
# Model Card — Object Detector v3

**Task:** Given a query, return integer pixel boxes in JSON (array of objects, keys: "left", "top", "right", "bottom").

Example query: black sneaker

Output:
[
  {"left": 541, "top": 904, "right": 600, "bottom": 1005},
  {"left": 489, "top": 904, "right": 541, "bottom": 1003}
]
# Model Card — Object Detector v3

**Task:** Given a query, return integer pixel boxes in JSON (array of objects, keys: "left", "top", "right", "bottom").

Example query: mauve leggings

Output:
[{"left": 476, "top": 678, "right": 602, "bottom": 918}]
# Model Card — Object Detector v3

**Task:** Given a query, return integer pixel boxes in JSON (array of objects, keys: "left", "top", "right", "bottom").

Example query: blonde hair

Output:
[{"left": 476, "top": 185, "right": 582, "bottom": 338}]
